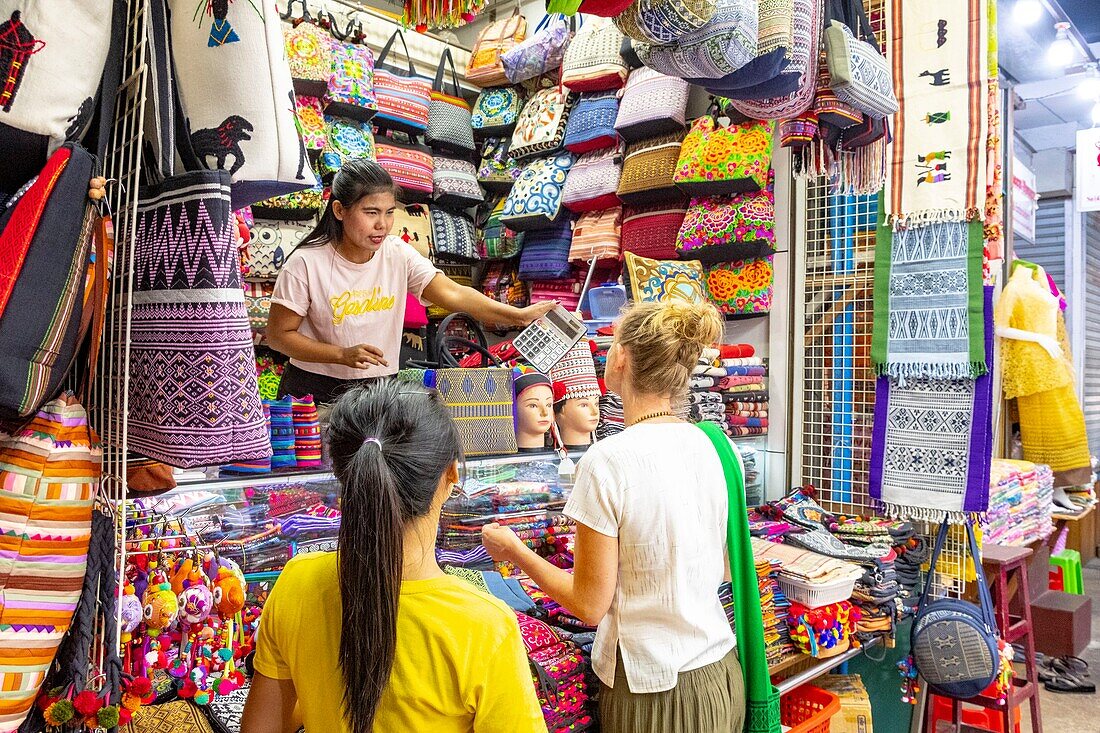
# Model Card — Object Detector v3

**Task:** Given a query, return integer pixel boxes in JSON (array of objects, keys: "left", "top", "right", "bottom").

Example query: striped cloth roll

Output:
[
  {"left": 0, "top": 393, "right": 98, "bottom": 731},
  {"left": 292, "top": 395, "right": 322, "bottom": 469}
]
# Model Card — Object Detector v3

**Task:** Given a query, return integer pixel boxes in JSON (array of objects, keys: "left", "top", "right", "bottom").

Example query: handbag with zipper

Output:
[
  {"left": 325, "top": 18, "right": 378, "bottom": 122},
  {"left": 824, "top": 0, "right": 899, "bottom": 119},
  {"left": 375, "top": 133, "right": 434, "bottom": 203},
  {"left": 373, "top": 31, "right": 433, "bottom": 135},
  {"left": 281, "top": 0, "right": 336, "bottom": 97},
  {"left": 466, "top": 9, "right": 528, "bottom": 88}
]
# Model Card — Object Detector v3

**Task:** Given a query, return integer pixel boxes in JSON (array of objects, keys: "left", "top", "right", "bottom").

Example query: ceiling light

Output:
[
  {"left": 1013, "top": 0, "right": 1044, "bottom": 25},
  {"left": 1092, "top": 100, "right": 1100, "bottom": 126},
  {"left": 1047, "top": 22, "right": 1078, "bottom": 69},
  {"left": 1080, "top": 63, "right": 1100, "bottom": 100}
]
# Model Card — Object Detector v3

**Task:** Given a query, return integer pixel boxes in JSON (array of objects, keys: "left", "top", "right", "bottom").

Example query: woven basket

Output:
[{"left": 617, "top": 130, "right": 686, "bottom": 205}]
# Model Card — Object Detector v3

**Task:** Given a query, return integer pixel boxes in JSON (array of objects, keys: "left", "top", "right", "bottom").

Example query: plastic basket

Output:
[
  {"left": 776, "top": 573, "right": 856, "bottom": 609},
  {"left": 781, "top": 684, "right": 841, "bottom": 733}
]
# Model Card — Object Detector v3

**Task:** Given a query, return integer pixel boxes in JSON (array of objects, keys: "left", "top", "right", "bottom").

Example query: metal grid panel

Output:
[{"left": 794, "top": 0, "right": 969, "bottom": 595}]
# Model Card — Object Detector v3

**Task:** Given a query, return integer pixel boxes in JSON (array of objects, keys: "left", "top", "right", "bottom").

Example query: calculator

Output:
[{"left": 513, "top": 305, "right": 588, "bottom": 374}]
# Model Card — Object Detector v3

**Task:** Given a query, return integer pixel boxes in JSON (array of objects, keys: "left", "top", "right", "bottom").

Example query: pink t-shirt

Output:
[{"left": 271, "top": 237, "right": 440, "bottom": 379}]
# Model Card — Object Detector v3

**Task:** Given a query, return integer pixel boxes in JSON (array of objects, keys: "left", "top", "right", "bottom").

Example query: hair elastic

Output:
[{"left": 363, "top": 437, "right": 382, "bottom": 449}]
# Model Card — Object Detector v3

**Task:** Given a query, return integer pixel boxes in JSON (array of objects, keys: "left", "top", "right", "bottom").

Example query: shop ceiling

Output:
[{"left": 1000, "top": 0, "right": 1100, "bottom": 152}]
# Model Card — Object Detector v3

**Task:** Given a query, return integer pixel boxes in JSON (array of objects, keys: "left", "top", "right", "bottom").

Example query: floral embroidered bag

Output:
[
  {"left": 282, "top": 1, "right": 335, "bottom": 96},
  {"left": 478, "top": 137, "right": 522, "bottom": 191},
  {"left": 705, "top": 256, "right": 773, "bottom": 315},
  {"left": 673, "top": 115, "right": 774, "bottom": 196},
  {"left": 326, "top": 31, "right": 377, "bottom": 122},
  {"left": 675, "top": 186, "right": 776, "bottom": 264},
  {"left": 508, "top": 86, "right": 577, "bottom": 162},
  {"left": 501, "top": 152, "right": 576, "bottom": 231},
  {"left": 472, "top": 87, "right": 524, "bottom": 136}
]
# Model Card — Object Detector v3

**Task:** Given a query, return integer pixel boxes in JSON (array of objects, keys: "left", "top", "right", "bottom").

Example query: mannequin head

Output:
[
  {"left": 553, "top": 394, "right": 600, "bottom": 447},
  {"left": 514, "top": 369, "right": 554, "bottom": 450}
]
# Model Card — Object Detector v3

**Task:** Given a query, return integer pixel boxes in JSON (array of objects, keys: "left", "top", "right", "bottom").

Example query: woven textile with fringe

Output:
[
  {"left": 884, "top": 0, "right": 989, "bottom": 225},
  {"left": 869, "top": 287, "right": 994, "bottom": 521},
  {"left": 871, "top": 217, "right": 986, "bottom": 381}
]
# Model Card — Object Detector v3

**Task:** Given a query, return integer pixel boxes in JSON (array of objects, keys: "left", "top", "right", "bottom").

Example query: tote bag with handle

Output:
[
  {"left": 501, "top": 14, "right": 574, "bottom": 84},
  {"left": 615, "top": 66, "right": 690, "bottom": 143},
  {"left": 823, "top": 0, "right": 898, "bottom": 118},
  {"left": 426, "top": 49, "right": 475, "bottom": 155},
  {"left": 169, "top": 0, "right": 317, "bottom": 209},
  {"left": 373, "top": 31, "right": 432, "bottom": 135},
  {"left": 673, "top": 115, "right": 774, "bottom": 196},
  {"left": 466, "top": 10, "right": 528, "bottom": 88},
  {"left": 281, "top": 0, "right": 335, "bottom": 96},
  {"left": 325, "top": 26, "right": 378, "bottom": 122},
  {"left": 561, "top": 17, "right": 628, "bottom": 93},
  {"left": 508, "top": 85, "right": 576, "bottom": 161}
]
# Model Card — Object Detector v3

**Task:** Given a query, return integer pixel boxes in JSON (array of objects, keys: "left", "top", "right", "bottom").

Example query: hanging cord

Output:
[{"left": 21, "top": 509, "right": 122, "bottom": 732}]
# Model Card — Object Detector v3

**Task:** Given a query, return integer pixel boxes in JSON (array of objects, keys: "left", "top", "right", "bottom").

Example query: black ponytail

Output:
[
  {"left": 326, "top": 381, "right": 462, "bottom": 733},
  {"left": 299, "top": 158, "right": 398, "bottom": 250}
]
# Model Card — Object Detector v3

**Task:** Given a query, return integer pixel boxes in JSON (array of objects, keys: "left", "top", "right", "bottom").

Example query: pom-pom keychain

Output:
[{"left": 120, "top": 583, "right": 143, "bottom": 642}]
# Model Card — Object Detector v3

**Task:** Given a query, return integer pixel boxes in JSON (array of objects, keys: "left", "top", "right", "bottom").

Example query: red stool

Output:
[{"left": 922, "top": 544, "right": 1042, "bottom": 733}]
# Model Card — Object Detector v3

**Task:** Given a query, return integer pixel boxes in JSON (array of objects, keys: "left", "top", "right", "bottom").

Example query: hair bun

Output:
[{"left": 661, "top": 302, "right": 723, "bottom": 350}]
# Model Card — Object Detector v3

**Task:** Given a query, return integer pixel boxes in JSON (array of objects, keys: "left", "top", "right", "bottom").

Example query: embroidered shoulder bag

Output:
[
  {"left": 614, "top": 0, "right": 716, "bottom": 45},
  {"left": 617, "top": 129, "right": 687, "bottom": 205},
  {"left": 502, "top": 14, "right": 574, "bottom": 84},
  {"left": 564, "top": 90, "right": 621, "bottom": 154},
  {"left": 727, "top": 0, "right": 820, "bottom": 118},
  {"left": 478, "top": 137, "right": 522, "bottom": 191},
  {"left": 911, "top": 519, "right": 1001, "bottom": 700},
  {"left": 472, "top": 86, "right": 524, "bottom": 136},
  {"left": 563, "top": 147, "right": 623, "bottom": 213},
  {"left": 676, "top": 185, "right": 776, "bottom": 264},
  {"left": 705, "top": 257, "right": 774, "bottom": 315},
  {"left": 673, "top": 114, "right": 774, "bottom": 196},
  {"left": 325, "top": 22, "right": 378, "bottom": 122},
  {"left": 431, "top": 207, "right": 479, "bottom": 263},
  {"left": 433, "top": 155, "right": 485, "bottom": 209},
  {"left": 509, "top": 86, "right": 577, "bottom": 161},
  {"left": 373, "top": 31, "right": 432, "bottom": 135},
  {"left": 561, "top": 18, "right": 628, "bottom": 92},
  {"left": 635, "top": 0, "right": 758, "bottom": 80},
  {"left": 501, "top": 152, "right": 576, "bottom": 231},
  {"left": 375, "top": 133, "right": 434, "bottom": 203},
  {"left": 823, "top": 0, "right": 899, "bottom": 119},
  {"left": 282, "top": 0, "right": 335, "bottom": 96},
  {"left": 615, "top": 66, "right": 690, "bottom": 143}
]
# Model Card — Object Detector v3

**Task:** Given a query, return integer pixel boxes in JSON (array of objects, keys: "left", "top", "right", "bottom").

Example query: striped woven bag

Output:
[{"left": 0, "top": 393, "right": 99, "bottom": 731}]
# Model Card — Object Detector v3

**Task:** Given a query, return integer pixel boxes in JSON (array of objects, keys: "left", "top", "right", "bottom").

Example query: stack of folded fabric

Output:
[
  {"left": 891, "top": 535, "right": 929, "bottom": 613},
  {"left": 438, "top": 480, "right": 565, "bottom": 552},
  {"left": 516, "top": 574, "right": 596, "bottom": 632},
  {"left": 751, "top": 537, "right": 865, "bottom": 587},
  {"left": 984, "top": 459, "right": 1055, "bottom": 545},
  {"left": 267, "top": 397, "right": 297, "bottom": 470},
  {"left": 436, "top": 545, "right": 495, "bottom": 571},
  {"left": 688, "top": 344, "right": 769, "bottom": 437},
  {"left": 721, "top": 558, "right": 797, "bottom": 666},
  {"left": 292, "top": 395, "right": 322, "bottom": 468}
]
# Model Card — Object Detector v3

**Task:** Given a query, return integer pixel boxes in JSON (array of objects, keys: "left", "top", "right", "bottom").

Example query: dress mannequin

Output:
[
  {"left": 549, "top": 340, "right": 603, "bottom": 450},
  {"left": 513, "top": 368, "right": 554, "bottom": 452}
]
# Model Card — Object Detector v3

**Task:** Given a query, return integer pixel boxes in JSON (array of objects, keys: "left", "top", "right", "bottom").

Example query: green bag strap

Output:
[{"left": 696, "top": 421, "right": 781, "bottom": 732}]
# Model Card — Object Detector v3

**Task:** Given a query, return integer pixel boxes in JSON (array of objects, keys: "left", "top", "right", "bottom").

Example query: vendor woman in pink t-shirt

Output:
[{"left": 268, "top": 159, "right": 553, "bottom": 404}]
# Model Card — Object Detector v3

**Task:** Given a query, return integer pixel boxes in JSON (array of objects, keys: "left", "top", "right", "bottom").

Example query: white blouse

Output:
[{"left": 564, "top": 422, "right": 738, "bottom": 694}]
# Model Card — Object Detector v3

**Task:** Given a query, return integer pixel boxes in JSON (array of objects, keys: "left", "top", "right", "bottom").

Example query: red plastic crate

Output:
[{"left": 781, "top": 684, "right": 841, "bottom": 733}]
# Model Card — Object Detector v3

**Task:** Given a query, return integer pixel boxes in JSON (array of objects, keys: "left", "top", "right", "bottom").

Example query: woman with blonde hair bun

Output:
[{"left": 483, "top": 300, "right": 746, "bottom": 733}]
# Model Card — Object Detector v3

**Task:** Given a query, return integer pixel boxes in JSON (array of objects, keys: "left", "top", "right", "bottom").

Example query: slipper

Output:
[
  {"left": 1043, "top": 657, "right": 1095, "bottom": 694},
  {"left": 1043, "top": 675, "right": 1096, "bottom": 694}
]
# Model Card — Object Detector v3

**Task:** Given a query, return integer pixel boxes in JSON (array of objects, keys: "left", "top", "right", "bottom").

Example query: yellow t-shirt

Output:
[{"left": 254, "top": 553, "right": 546, "bottom": 733}]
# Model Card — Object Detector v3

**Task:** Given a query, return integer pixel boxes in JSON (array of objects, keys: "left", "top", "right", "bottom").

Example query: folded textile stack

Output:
[
  {"left": 436, "top": 545, "right": 496, "bottom": 571},
  {"left": 750, "top": 538, "right": 865, "bottom": 586},
  {"left": 891, "top": 535, "right": 929, "bottom": 613},
  {"left": 438, "top": 480, "right": 567, "bottom": 552},
  {"left": 268, "top": 397, "right": 297, "bottom": 470},
  {"left": 690, "top": 344, "right": 769, "bottom": 437},
  {"left": 984, "top": 459, "right": 1055, "bottom": 545},
  {"left": 291, "top": 395, "right": 322, "bottom": 468},
  {"left": 517, "top": 574, "right": 596, "bottom": 633},
  {"left": 721, "top": 558, "right": 797, "bottom": 666}
]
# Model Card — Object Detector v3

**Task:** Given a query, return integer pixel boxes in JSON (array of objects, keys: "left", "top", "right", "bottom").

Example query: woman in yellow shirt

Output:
[{"left": 242, "top": 382, "right": 545, "bottom": 733}]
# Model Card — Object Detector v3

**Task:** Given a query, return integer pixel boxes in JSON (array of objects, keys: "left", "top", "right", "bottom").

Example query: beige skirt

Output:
[{"left": 599, "top": 649, "right": 746, "bottom": 733}]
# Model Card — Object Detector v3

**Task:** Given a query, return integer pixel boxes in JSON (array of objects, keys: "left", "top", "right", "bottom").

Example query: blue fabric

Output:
[
  {"left": 518, "top": 218, "right": 575, "bottom": 280},
  {"left": 564, "top": 91, "right": 620, "bottom": 152}
]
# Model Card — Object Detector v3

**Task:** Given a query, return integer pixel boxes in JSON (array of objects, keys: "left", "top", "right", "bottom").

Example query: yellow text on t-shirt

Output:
[{"left": 330, "top": 287, "right": 396, "bottom": 325}]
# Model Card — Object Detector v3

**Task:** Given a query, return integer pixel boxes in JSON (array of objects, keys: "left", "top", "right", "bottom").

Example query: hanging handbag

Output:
[
  {"left": 635, "top": 0, "right": 758, "bottom": 80},
  {"left": 561, "top": 18, "right": 629, "bottom": 93},
  {"left": 912, "top": 519, "right": 1001, "bottom": 700},
  {"left": 375, "top": 134, "right": 434, "bottom": 203},
  {"left": 676, "top": 186, "right": 776, "bottom": 264},
  {"left": 615, "top": 67, "right": 690, "bottom": 143},
  {"left": 427, "top": 264, "right": 475, "bottom": 319},
  {"left": 325, "top": 23, "right": 377, "bottom": 122},
  {"left": 697, "top": 420, "right": 784, "bottom": 733},
  {"left": 705, "top": 256, "right": 774, "bottom": 315},
  {"left": 471, "top": 86, "right": 524, "bottom": 136},
  {"left": 391, "top": 202, "right": 434, "bottom": 258},
  {"left": 282, "top": 0, "right": 335, "bottom": 97},
  {"left": 373, "top": 31, "right": 432, "bottom": 135},
  {"left": 251, "top": 178, "right": 324, "bottom": 221},
  {"left": 466, "top": 10, "right": 528, "bottom": 88},
  {"left": 130, "top": 1, "right": 269, "bottom": 468},
  {"left": 508, "top": 85, "right": 577, "bottom": 161},
  {"left": 519, "top": 219, "right": 575, "bottom": 280},
  {"left": 431, "top": 207, "right": 479, "bottom": 263},
  {"left": 614, "top": 0, "right": 716, "bottom": 45},
  {"left": 318, "top": 115, "right": 376, "bottom": 181},
  {"left": 813, "top": 59, "right": 863, "bottom": 129},
  {"left": 838, "top": 113, "right": 889, "bottom": 150},
  {"left": 245, "top": 220, "right": 312, "bottom": 280},
  {"left": 563, "top": 147, "right": 623, "bottom": 213},
  {"left": 478, "top": 137, "right": 522, "bottom": 191},
  {"left": 824, "top": 0, "right": 898, "bottom": 119},
  {"left": 482, "top": 261, "right": 529, "bottom": 311},
  {"left": 529, "top": 278, "right": 582, "bottom": 312},
  {"left": 616, "top": 129, "right": 687, "bottom": 205},
  {"left": 727, "top": 0, "right": 820, "bottom": 117},
  {"left": 433, "top": 155, "right": 485, "bottom": 209},
  {"left": 0, "top": 394, "right": 98, "bottom": 730},
  {"left": 576, "top": 0, "right": 634, "bottom": 15},
  {"left": 501, "top": 152, "right": 576, "bottom": 231},
  {"left": 621, "top": 202, "right": 687, "bottom": 259},
  {"left": 168, "top": 0, "right": 317, "bottom": 209},
  {"left": 479, "top": 197, "right": 523, "bottom": 259},
  {"left": 502, "top": 14, "right": 574, "bottom": 84},
  {"left": 570, "top": 207, "right": 622, "bottom": 263},
  {"left": 0, "top": 1, "right": 116, "bottom": 151},
  {"left": 427, "top": 49, "right": 476, "bottom": 156},
  {"left": 673, "top": 115, "right": 774, "bottom": 195},
  {"left": 563, "top": 90, "right": 621, "bottom": 154},
  {"left": 245, "top": 281, "right": 274, "bottom": 344}
]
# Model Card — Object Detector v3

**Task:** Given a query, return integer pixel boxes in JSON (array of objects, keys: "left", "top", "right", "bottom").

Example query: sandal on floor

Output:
[{"left": 1043, "top": 657, "right": 1095, "bottom": 694}]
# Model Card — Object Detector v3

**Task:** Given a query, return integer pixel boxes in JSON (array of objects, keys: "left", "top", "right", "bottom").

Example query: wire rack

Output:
[{"left": 791, "top": 0, "right": 969, "bottom": 595}]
